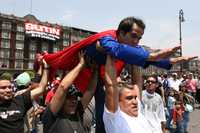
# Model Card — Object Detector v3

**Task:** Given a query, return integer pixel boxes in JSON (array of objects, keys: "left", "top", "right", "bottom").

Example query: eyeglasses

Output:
[
  {"left": 131, "top": 32, "right": 142, "bottom": 40},
  {"left": 146, "top": 80, "right": 157, "bottom": 84},
  {"left": 0, "top": 85, "right": 12, "bottom": 89}
]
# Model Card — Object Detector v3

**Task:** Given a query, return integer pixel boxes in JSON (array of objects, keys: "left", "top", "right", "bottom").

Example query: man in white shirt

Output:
[
  {"left": 103, "top": 55, "right": 153, "bottom": 133},
  {"left": 168, "top": 73, "right": 181, "bottom": 92},
  {"left": 142, "top": 75, "right": 166, "bottom": 133}
]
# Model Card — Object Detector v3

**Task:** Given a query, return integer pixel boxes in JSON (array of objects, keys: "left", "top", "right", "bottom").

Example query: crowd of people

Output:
[{"left": 0, "top": 16, "right": 199, "bottom": 133}]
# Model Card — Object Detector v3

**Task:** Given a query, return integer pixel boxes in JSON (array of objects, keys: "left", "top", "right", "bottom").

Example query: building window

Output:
[
  {"left": 2, "top": 22, "right": 11, "bottom": 29},
  {"left": 1, "top": 31, "right": 11, "bottom": 39},
  {"left": 0, "top": 60, "right": 9, "bottom": 68},
  {"left": 41, "top": 42, "right": 48, "bottom": 52},
  {"left": 16, "top": 41, "right": 24, "bottom": 49},
  {"left": 15, "top": 60, "right": 23, "bottom": 69},
  {"left": 28, "top": 62, "right": 34, "bottom": 69},
  {"left": 29, "top": 42, "right": 37, "bottom": 51},
  {"left": 17, "top": 25, "right": 24, "bottom": 32},
  {"left": 29, "top": 52, "right": 36, "bottom": 60},
  {"left": 63, "top": 39, "right": 69, "bottom": 47},
  {"left": 1, "top": 40, "right": 10, "bottom": 48},
  {"left": 16, "top": 33, "right": 24, "bottom": 40},
  {"left": 0, "top": 49, "right": 10, "bottom": 58},
  {"left": 193, "top": 62, "right": 196, "bottom": 66},
  {"left": 15, "top": 50, "right": 24, "bottom": 59},
  {"left": 53, "top": 45, "right": 60, "bottom": 52},
  {"left": 63, "top": 32, "right": 70, "bottom": 40}
]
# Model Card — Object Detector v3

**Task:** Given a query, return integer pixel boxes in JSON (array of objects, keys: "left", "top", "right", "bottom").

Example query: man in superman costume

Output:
[{"left": 42, "top": 17, "right": 196, "bottom": 133}]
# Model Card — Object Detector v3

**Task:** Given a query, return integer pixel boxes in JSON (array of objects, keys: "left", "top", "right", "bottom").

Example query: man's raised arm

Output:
[
  {"left": 81, "top": 65, "right": 98, "bottom": 110},
  {"left": 131, "top": 65, "right": 143, "bottom": 100},
  {"left": 50, "top": 52, "right": 85, "bottom": 114},
  {"left": 104, "top": 55, "right": 118, "bottom": 113},
  {"left": 31, "top": 59, "right": 49, "bottom": 100}
]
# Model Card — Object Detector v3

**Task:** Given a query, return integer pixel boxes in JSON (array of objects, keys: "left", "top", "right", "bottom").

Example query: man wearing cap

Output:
[
  {"left": 15, "top": 72, "right": 31, "bottom": 90},
  {"left": 42, "top": 52, "right": 98, "bottom": 133},
  {"left": 0, "top": 60, "right": 49, "bottom": 133},
  {"left": 13, "top": 72, "right": 32, "bottom": 96}
]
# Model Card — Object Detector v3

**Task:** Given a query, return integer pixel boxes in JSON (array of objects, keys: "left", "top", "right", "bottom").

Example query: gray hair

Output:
[{"left": 117, "top": 81, "right": 134, "bottom": 98}]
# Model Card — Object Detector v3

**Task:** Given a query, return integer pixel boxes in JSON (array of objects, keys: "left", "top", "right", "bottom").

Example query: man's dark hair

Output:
[
  {"left": 13, "top": 72, "right": 21, "bottom": 79},
  {"left": 146, "top": 75, "right": 159, "bottom": 85},
  {"left": 0, "top": 72, "right": 12, "bottom": 80},
  {"left": 163, "top": 73, "right": 168, "bottom": 78},
  {"left": 116, "top": 16, "right": 145, "bottom": 35}
]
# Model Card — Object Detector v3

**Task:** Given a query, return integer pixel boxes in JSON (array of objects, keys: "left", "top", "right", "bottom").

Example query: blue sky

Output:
[{"left": 0, "top": 0, "right": 200, "bottom": 57}]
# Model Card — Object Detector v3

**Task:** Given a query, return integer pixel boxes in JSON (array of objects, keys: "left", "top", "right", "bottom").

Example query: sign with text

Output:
[{"left": 25, "top": 23, "right": 61, "bottom": 41}]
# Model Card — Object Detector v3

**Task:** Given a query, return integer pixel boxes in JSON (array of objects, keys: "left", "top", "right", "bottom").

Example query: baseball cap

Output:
[
  {"left": 66, "top": 84, "right": 83, "bottom": 97},
  {"left": 15, "top": 72, "right": 31, "bottom": 87}
]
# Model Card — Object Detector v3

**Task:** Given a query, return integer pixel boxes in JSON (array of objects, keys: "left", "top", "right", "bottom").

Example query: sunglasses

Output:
[
  {"left": 146, "top": 80, "right": 157, "bottom": 84},
  {"left": 131, "top": 32, "right": 142, "bottom": 40}
]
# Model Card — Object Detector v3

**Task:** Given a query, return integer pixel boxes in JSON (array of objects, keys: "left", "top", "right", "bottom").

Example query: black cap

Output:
[{"left": 66, "top": 84, "right": 83, "bottom": 97}]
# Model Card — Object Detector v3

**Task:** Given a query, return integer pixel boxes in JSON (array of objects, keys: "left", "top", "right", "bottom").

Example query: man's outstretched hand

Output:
[
  {"left": 170, "top": 56, "right": 198, "bottom": 64},
  {"left": 148, "top": 45, "right": 181, "bottom": 61}
]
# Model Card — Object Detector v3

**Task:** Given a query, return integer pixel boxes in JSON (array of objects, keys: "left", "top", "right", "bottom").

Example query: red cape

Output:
[{"left": 43, "top": 30, "right": 125, "bottom": 92}]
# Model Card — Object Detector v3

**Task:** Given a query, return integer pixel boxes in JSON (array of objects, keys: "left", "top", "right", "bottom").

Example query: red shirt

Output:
[
  {"left": 45, "top": 90, "right": 55, "bottom": 105},
  {"left": 173, "top": 104, "right": 185, "bottom": 122},
  {"left": 186, "top": 79, "right": 197, "bottom": 92}
]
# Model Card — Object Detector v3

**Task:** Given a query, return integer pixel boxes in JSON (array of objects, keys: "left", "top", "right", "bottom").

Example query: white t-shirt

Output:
[
  {"left": 142, "top": 90, "right": 166, "bottom": 133},
  {"left": 168, "top": 78, "right": 181, "bottom": 92},
  {"left": 103, "top": 102, "right": 153, "bottom": 133}
]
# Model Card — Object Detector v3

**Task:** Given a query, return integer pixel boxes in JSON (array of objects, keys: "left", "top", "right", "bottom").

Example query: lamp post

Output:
[{"left": 179, "top": 9, "right": 185, "bottom": 72}]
